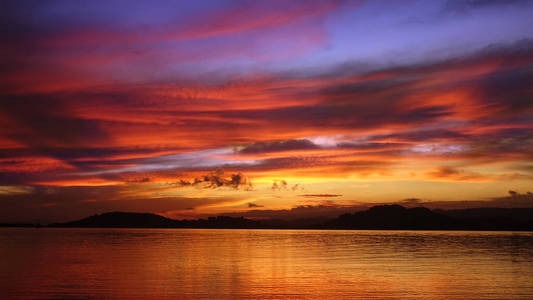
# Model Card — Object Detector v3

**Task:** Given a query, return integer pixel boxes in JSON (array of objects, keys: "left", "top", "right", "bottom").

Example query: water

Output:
[{"left": 1, "top": 229, "right": 532, "bottom": 299}]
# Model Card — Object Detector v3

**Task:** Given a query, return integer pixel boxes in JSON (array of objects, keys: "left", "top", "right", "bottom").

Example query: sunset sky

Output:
[{"left": 1, "top": 0, "right": 533, "bottom": 222}]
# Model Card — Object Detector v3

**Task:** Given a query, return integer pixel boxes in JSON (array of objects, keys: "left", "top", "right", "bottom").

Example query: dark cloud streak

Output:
[{"left": 175, "top": 169, "right": 253, "bottom": 190}]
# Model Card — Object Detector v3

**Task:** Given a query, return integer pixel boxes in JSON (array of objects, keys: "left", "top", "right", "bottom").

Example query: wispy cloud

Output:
[{"left": 299, "top": 194, "right": 342, "bottom": 198}]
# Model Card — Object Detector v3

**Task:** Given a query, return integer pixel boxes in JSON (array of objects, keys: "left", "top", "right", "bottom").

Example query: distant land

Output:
[
  {"left": 0, "top": 223, "right": 42, "bottom": 228},
  {"left": 37, "top": 205, "right": 533, "bottom": 231}
]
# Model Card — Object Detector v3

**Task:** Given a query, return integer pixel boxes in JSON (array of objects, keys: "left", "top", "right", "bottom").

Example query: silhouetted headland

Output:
[
  {"left": 45, "top": 205, "right": 533, "bottom": 230},
  {"left": 49, "top": 212, "right": 263, "bottom": 229},
  {"left": 326, "top": 205, "right": 453, "bottom": 229},
  {"left": 326, "top": 205, "right": 533, "bottom": 230},
  {"left": 0, "top": 223, "right": 42, "bottom": 228}
]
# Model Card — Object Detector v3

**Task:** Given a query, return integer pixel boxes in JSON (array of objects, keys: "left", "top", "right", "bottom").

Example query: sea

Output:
[{"left": 1, "top": 228, "right": 532, "bottom": 299}]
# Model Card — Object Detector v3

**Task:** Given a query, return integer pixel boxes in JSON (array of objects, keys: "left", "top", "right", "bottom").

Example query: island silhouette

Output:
[{"left": 46, "top": 205, "right": 533, "bottom": 230}]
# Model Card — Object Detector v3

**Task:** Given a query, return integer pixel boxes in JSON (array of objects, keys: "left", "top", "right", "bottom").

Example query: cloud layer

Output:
[{"left": 1, "top": 0, "right": 533, "bottom": 221}]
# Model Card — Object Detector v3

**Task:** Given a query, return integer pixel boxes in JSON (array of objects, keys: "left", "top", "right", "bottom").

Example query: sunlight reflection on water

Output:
[{"left": 1, "top": 229, "right": 532, "bottom": 299}]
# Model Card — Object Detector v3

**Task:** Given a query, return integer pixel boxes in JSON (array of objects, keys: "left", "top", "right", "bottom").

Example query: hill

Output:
[
  {"left": 49, "top": 212, "right": 263, "bottom": 228},
  {"left": 47, "top": 206, "right": 533, "bottom": 230},
  {"left": 326, "top": 205, "right": 533, "bottom": 230},
  {"left": 326, "top": 205, "right": 454, "bottom": 229}
]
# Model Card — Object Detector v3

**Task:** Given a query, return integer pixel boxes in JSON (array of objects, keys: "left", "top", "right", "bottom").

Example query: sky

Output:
[{"left": 1, "top": 0, "right": 533, "bottom": 222}]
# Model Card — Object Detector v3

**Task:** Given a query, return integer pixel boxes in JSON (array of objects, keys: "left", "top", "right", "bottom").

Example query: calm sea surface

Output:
[{"left": 1, "top": 228, "right": 532, "bottom": 299}]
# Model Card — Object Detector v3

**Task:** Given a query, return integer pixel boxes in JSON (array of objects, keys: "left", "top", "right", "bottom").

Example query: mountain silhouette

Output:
[
  {"left": 325, "top": 205, "right": 453, "bottom": 229},
  {"left": 45, "top": 205, "right": 533, "bottom": 230},
  {"left": 49, "top": 212, "right": 263, "bottom": 228},
  {"left": 326, "top": 205, "right": 533, "bottom": 230},
  {"left": 49, "top": 212, "right": 181, "bottom": 228}
]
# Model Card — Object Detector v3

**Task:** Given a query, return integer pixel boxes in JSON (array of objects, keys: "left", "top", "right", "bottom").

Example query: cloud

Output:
[
  {"left": 0, "top": 185, "right": 33, "bottom": 196},
  {"left": 0, "top": 1, "right": 344, "bottom": 93},
  {"left": 390, "top": 190, "right": 533, "bottom": 209},
  {"left": 127, "top": 177, "right": 151, "bottom": 183},
  {"left": 399, "top": 198, "right": 423, "bottom": 206},
  {"left": 2, "top": 7, "right": 533, "bottom": 223},
  {"left": 271, "top": 180, "right": 288, "bottom": 190},
  {"left": 237, "top": 139, "right": 319, "bottom": 154},
  {"left": 336, "top": 142, "right": 409, "bottom": 151},
  {"left": 176, "top": 169, "right": 253, "bottom": 190},
  {"left": 299, "top": 194, "right": 342, "bottom": 198},
  {"left": 499, "top": 190, "right": 533, "bottom": 206},
  {"left": 0, "top": 95, "right": 110, "bottom": 150},
  {"left": 174, "top": 1, "right": 342, "bottom": 41},
  {"left": 367, "top": 129, "right": 469, "bottom": 143},
  {"left": 197, "top": 190, "right": 533, "bottom": 221},
  {"left": 464, "top": 128, "right": 533, "bottom": 159},
  {"left": 221, "top": 204, "right": 368, "bottom": 220},
  {"left": 248, "top": 202, "right": 264, "bottom": 208},
  {"left": 291, "top": 183, "right": 303, "bottom": 191},
  {"left": 427, "top": 166, "right": 489, "bottom": 181},
  {"left": 0, "top": 183, "right": 253, "bottom": 223},
  {"left": 269, "top": 180, "right": 305, "bottom": 192},
  {"left": 3, "top": 39, "right": 532, "bottom": 184},
  {"left": 444, "top": 0, "right": 531, "bottom": 14}
]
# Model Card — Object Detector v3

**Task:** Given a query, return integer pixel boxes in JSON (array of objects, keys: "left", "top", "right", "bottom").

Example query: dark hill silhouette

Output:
[
  {"left": 49, "top": 212, "right": 180, "bottom": 228},
  {"left": 49, "top": 212, "right": 263, "bottom": 229},
  {"left": 46, "top": 205, "right": 533, "bottom": 230},
  {"left": 435, "top": 207, "right": 533, "bottom": 230},
  {"left": 326, "top": 205, "right": 533, "bottom": 230},
  {"left": 0, "top": 223, "right": 41, "bottom": 228},
  {"left": 326, "top": 205, "right": 454, "bottom": 229},
  {"left": 437, "top": 207, "right": 533, "bottom": 222}
]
